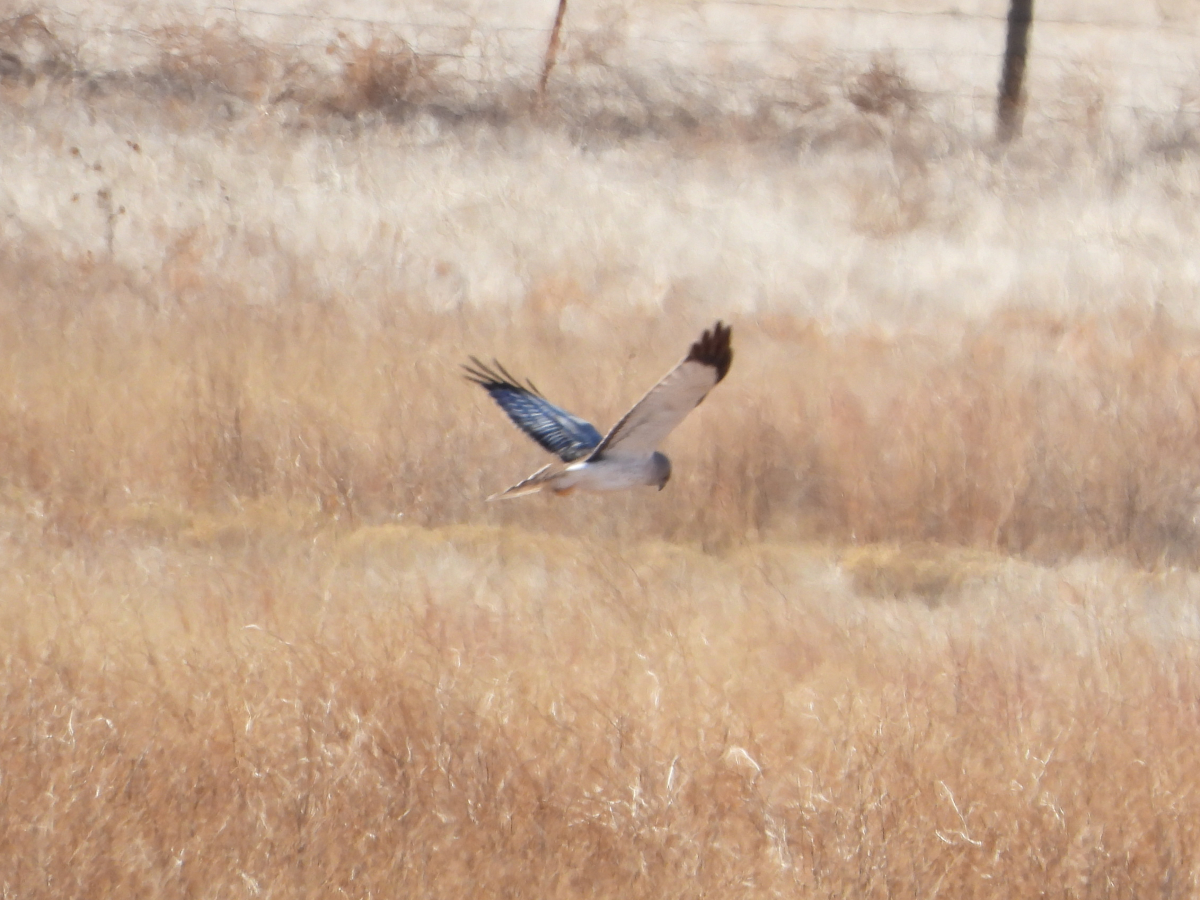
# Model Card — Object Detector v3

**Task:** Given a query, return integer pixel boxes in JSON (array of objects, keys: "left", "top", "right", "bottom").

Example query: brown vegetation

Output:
[
  {"left": 2, "top": 243, "right": 1198, "bottom": 563},
  {"left": 4, "top": 225, "right": 1200, "bottom": 897},
  {"left": 6, "top": 510, "right": 1200, "bottom": 897},
  {"left": 3, "top": 6, "right": 1200, "bottom": 897}
]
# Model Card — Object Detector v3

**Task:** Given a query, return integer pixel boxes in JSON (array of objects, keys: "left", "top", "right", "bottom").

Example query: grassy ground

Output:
[
  {"left": 4, "top": 6, "right": 1200, "bottom": 897},
  {"left": 8, "top": 516, "right": 1200, "bottom": 898}
]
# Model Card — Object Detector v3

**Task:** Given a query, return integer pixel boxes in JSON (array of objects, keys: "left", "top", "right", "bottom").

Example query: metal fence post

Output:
[{"left": 996, "top": 0, "right": 1034, "bottom": 142}]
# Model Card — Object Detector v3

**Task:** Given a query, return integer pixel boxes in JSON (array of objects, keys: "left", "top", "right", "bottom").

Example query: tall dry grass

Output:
[
  {"left": 2, "top": 234, "right": 1199, "bottom": 564},
  {"left": 3, "top": 6, "right": 1200, "bottom": 897},
  {"left": 6, "top": 518, "right": 1200, "bottom": 897},
  {"left": 3, "top": 233, "right": 1200, "bottom": 894}
]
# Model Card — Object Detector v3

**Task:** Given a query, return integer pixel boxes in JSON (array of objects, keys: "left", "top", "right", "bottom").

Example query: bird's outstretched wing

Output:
[
  {"left": 589, "top": 321, "right": 732, "bottom": 459},
  {"left": 463, "top": 357, "right": 603, "bottom": 462}
]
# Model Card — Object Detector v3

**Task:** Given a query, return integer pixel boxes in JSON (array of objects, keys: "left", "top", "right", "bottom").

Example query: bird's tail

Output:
[{"left": 486, "top": 463, "right": 564, "bottom": 500}]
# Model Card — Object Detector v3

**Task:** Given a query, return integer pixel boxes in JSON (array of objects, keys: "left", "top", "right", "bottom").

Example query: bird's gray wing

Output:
[
  {"left": 589, "top": 321, "right": 732, "bottom": 459},
  {"left": 464, "top": 357, "right": 603, "bottom": 462}
]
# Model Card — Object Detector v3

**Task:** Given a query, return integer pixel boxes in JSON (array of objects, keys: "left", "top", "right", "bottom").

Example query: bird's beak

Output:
[{"left": 658, "top": 482, "right": 666, "bottom": 491}]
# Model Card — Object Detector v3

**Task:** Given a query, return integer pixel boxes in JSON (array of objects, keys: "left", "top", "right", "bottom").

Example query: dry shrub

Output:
[
  {"left": 321, "top": 33, "right": 442, "bottom": 119},
  {"left": 151, "top": 22, "right": 290, "bottom": 105},
  {"left": 847, "top": 57, "right": 919, "bottom": 117},
  {"left": 140, "top": 23, "right": 446, "bottom": 121},
  {"left": 0, "top": 10, "right": 74, "bottom": 86}
]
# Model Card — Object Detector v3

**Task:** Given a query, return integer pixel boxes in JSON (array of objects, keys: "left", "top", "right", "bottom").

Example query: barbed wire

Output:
[
  {"left": 81, "top": 23, "right": 1200, "bottom": 83},
  {"left": 706, "top": 0, "right": 1200, "bottom": 35},
  {"left": 84, "top": 23, "right": 1200, "bottom": 64},
  {"left": 24, "top": 2, "right": 1200, "bottom": 39},
  {"left": 25, "top": 2, "right": 1200, "bottom": 118},
  {"left": 198, "top": 2, "right": 1200, "bottom": 38}
]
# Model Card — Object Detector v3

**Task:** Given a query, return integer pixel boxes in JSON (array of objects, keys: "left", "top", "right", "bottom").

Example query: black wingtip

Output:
[
  {"left": 462, "top": 357, "right": 543, "bottom": 397},
  {"left": 461, "top": 356, "right": 490, "bottom": 386},
  {"left": 686, "top": 321, "right": 733, "bottom": 383}
]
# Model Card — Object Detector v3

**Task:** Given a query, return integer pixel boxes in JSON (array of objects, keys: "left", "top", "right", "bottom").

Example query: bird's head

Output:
[{"left": 651, "top": 452, "right": 671, "bottom": 491}]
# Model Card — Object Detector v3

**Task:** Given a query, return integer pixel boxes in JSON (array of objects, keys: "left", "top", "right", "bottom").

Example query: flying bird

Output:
[{"left": 464, "top": 321, "right": 732, "bottom": 499}]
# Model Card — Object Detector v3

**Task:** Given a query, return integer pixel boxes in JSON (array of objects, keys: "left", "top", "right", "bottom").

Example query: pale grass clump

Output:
[
  {"left": 150, "top": 23, "right": 447, "bottom": 119},
  {"left": 6, "top": 9, "right": 1200, "bottom": 334}
]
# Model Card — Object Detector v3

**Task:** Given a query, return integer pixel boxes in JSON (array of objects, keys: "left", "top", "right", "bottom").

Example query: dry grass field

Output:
[{"left": 4, "top": 2, "right": 1200, "bottom": 897}]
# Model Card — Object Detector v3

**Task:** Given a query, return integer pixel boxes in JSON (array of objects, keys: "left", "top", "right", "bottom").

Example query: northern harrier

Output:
[{"left": 465, "top": 322, "right": 732, "bottom": 499}]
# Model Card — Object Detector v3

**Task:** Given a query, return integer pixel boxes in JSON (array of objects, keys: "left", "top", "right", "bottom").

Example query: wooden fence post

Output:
[
  {"left": 538, "top": 0, "right": 568, "bottom": 99},
  {"left": 996, "top": 0, "right": 1034, "bottom": 142}
]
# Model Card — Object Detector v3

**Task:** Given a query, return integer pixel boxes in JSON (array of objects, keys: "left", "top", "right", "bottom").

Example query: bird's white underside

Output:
[{"left": 488, "top": 455, "right": 666, "bottom": 500}]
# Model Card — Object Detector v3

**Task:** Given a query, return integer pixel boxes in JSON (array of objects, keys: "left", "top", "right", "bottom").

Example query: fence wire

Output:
[{"left": 31, "top": 1, "right": 1200, "bottom": 124}]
